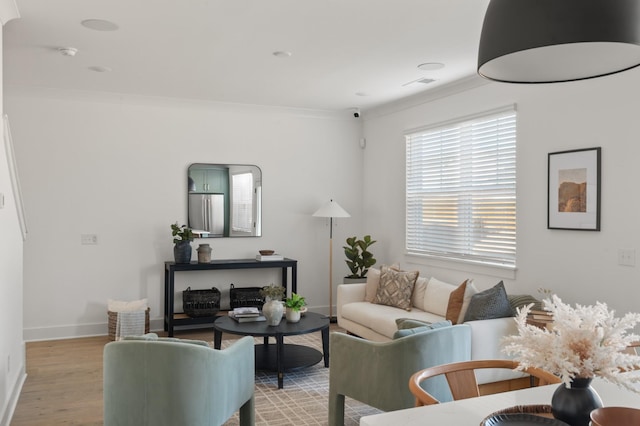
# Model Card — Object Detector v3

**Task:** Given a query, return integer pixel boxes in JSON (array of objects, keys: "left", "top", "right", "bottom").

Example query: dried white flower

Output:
[{"left": 503, "top": 295, "right": 640, "bottom": 392}]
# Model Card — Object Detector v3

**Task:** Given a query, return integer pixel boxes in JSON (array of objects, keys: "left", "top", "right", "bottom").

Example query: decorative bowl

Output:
[
  {"left": 259, "top": 250, "right": 275, "bottom": 256},
  {"left": 590, "top": 407, "right": 640, "bottom": 426}
]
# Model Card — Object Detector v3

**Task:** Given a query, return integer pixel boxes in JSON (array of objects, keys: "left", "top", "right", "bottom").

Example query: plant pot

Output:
[
  {"left": 286, "top": 307, "right": 301, "bottom": 323},
  {"left": 173, "top": 241, "right": 192, "bottom": 264},
  {"left": 551, "top": 377, "right": 603, "bottom": 426},
  {"left": 343, "top": 277, "right": 367, "bottom": 284},
  {"left": 262, "top": 299, "right": 284, "bottom": 326}
]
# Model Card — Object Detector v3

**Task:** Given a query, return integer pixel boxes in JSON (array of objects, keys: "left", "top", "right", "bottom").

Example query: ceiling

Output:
[{"left": 3, "top": 0, "right": 491, "bottom": 112}]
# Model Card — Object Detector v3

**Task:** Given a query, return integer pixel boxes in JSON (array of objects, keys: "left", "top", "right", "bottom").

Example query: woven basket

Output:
[
  {"left": 229, "top": 283, "right": 265, "bottom": 309},
  {"left": 183, "top": 287, "right": 221, "bottom": 317},
  {"left": 107, "top": 308, "right": 150, "bottom": 341}
]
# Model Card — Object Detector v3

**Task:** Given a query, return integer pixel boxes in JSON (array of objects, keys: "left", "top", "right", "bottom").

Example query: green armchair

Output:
[
  {"left": 328, "top": 324, "right": 471, "bottom": 426},
  {"left": 103, "top": 335, "right": 255, "bottom": 426}
]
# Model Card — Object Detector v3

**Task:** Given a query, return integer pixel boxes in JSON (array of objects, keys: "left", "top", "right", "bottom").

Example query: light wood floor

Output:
[{"left": 11, "top": 329, "right": 216, "bottom": 425}]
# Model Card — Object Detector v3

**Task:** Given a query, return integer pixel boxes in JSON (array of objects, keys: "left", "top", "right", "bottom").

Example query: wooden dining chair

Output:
[{"left": 409, "top": 359, "right": 561, "bottom": 406}]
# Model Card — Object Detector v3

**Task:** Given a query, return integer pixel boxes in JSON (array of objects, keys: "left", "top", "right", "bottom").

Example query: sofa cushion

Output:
[
  {"left": 411, "top": 276, "right": 428, "bottom": 311},
  {"left": 424, "top": 277, "right": 457, "bottom": 316},
  {"left": 463, "top": 281, "right": 514, "bottom": 322},
  {"left": 374, "top": 266, "right": 418, "bottom": 311},
  {"left": 341, "top": 301, "right": 445, "bottom": 339},
  {"left": 393, "top": 320, "right": 452, "bottom": 339}
]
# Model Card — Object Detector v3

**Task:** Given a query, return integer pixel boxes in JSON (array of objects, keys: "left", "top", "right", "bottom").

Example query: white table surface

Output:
[{"left": 359, "top": 378, "right": 640, "bottom": 425}]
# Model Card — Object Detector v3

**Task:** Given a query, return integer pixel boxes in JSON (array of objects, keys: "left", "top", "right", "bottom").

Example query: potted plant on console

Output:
[
  {"left": 171, "top": 222, "right": 194, "bottom": 264},
  {"left": 343, "top": 235, "right": 377, "bottom": 283},
  {"left": 284, "top": 293, "right": 307, "bottom": 323}
]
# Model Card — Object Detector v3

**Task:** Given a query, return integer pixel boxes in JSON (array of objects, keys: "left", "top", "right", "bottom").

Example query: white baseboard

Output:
[
  {"left": 0, "top": 367, "right": 26, "bottom": 426},
  {"left": 24, "top": 318, "right": 165, "bottom": 342}
]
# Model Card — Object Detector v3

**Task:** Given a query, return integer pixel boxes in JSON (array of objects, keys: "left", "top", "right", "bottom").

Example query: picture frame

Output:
[{"left": 547, "top": 147, "right": 601, "bottom": 231}]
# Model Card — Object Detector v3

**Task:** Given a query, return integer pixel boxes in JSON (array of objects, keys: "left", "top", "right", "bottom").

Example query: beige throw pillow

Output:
[
  {"left": 364, "top": 263, "right": 400, "bottom": 302},
  {"left": 411, "top": 276, "right": 428, "bottom": 310},
  {"left": 423, "top": 277, "right": 457, "bottom": 317},
  {"left": 373, "top": 266, "right": 419, "bottom": 311}
]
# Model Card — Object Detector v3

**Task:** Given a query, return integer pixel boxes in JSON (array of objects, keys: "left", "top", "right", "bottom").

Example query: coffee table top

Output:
[{"left": 214, "top": 311, "right": 329, "bottom": 337}]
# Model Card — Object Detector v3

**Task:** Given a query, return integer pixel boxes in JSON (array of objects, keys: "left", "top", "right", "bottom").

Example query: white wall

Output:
[
  {"left": 6, "top": 90, "right": 364, "bottom": 340},
  {"left": 0, "top": 1, "right": 26, "bottom": 423},
  {"left": 363, "top": 70, "right": 640, "bottom": 317}
]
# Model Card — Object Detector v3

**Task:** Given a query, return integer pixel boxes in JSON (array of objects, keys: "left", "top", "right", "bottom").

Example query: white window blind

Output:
[{"left": 405, "top": 107, "right": 517, "bottom": 267}]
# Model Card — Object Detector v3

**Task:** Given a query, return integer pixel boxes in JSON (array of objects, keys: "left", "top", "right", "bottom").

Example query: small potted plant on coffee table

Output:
[{"left": 284, "top": 293, "right": 306, "bottom": 323}]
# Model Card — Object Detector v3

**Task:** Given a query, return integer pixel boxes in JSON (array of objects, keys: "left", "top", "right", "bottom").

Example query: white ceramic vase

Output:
[
  {"left": 285, "top": 307, "right": 301, "bottom": 323},
  {"left": 263, "top": 299, "right": 284, "bottom": 326}
]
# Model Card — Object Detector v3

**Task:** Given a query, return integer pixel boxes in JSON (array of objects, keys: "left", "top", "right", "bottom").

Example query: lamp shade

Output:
[
  {"left": 478, "top": 0, "right": 640, "bottom": 83},
  {"left": 312, "top": 199, "right": 350, "bottom": 218}
]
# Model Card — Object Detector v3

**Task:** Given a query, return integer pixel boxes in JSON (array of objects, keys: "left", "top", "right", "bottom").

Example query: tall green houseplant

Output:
[{"left": 343, "top": 235, "right": 376, "bottom": 278}]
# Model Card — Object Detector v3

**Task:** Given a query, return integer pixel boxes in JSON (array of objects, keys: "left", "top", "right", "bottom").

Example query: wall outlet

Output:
[
  {"left": 81, "top": 234, "right": 98, "bottom": 245},
  {"left": 618, "top": 249, "right": 636, "bottom": 266}
]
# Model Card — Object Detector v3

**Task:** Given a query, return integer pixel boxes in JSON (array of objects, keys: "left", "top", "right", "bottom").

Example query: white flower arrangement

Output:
[{"left": 503, "top": 295, "right": 640, "bottom": 391}]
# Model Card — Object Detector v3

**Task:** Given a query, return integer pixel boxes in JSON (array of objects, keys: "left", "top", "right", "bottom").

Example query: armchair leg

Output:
[
  {"left": 239, "top": 395, "right": 255, "bottom": 426},
  {"left": 328, "top": 392, "right": 345, "bottom": 426}
]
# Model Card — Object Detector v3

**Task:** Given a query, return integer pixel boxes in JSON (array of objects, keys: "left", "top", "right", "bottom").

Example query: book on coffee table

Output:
[{"left": 229, "top": 311, "right": 266, "bottom": 323}]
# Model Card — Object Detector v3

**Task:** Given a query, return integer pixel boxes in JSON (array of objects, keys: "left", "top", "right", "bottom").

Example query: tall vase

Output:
[
  {"left": 262, "top": 299, "right": 284, "bottom": 326},
  {"left": 551, "top": 378, "right": 603, "bottom": 426},
  {"left": 173, "top": 241, "right": 192, "bottom": 264}
]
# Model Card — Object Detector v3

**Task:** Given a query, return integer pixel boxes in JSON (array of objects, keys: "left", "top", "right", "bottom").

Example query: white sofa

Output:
[{"left": 336, "top": 281, "right": 520, "bottom": 384}]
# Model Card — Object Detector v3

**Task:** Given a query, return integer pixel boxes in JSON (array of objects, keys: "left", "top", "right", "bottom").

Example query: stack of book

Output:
[
  {"left": 228, "top": 307, "right": 266, "bottom": 323},
  {"left": 256, "top": 254, "right": 284, "bottom": 261},
  {"left": 526, "top": 309, "right": 554, "bottom": 329}
]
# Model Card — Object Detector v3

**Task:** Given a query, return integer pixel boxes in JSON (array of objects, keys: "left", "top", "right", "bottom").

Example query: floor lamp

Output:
[{"left": 313, "top": 199, "right": 350, "bottom": 321}]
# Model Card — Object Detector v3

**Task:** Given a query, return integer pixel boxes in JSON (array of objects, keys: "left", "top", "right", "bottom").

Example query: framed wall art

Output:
[{"left": 547, "top": 147, "right": 601, "bottom": 231}]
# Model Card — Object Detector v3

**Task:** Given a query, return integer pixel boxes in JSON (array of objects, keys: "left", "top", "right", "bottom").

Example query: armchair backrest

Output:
[
  {"left": 104, "top": 335, "right": 255, "bottom": 426},
  {"left": 328, "top": 324, "right": 471, "bottom": 426}
]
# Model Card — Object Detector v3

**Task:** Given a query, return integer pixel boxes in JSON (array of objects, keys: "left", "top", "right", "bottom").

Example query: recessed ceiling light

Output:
[
  {"left": 58, "top": 47, "right": 78, "bottom": 57},
  {"left": 88, "top": 65, "right": 112, "bottom": 73},
  {"left": 272, "top": 51, "right": 292, "bottom": 58},
  {"left": 81, "top": 19, "right": 119, "bottom": 31},
  {"left": 417, "top": 62, "right": 445, "bottom": 71},
  {"left": 355, "top": 92, "right": 370, "bottom": 97}
]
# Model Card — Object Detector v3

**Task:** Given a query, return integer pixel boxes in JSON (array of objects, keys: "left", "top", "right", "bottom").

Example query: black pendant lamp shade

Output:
[{"left": 478, "top": 0, "right": 640, "bottom": 83}]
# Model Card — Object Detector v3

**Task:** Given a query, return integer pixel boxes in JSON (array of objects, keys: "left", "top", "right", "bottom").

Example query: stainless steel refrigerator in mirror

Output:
[{"left": 188, "top": 193, "right": 224, "bottom": 237}]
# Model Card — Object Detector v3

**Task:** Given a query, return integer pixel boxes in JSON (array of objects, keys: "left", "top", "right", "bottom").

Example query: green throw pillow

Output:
[{"left": 393, "top": 319, "right": 452, "bottom": 339}]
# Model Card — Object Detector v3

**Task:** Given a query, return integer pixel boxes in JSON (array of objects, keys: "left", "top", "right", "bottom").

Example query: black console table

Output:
[{"left": 163, "top": 258, "right": 297, "bottom": 336}]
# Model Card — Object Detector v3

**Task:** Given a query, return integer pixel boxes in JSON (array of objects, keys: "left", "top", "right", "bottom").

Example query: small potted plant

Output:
[
  {"left": 260, "top": 284, "right": 285, "bottom": 326},
  {"left": 171, "top": 223, "right": 194, "bottom": 264},
  {"left": 284, "top": 293, "right": 307, "bottom": 323},
  {"left": 343, "top": 235, "right": 377, "bottom": 283}
]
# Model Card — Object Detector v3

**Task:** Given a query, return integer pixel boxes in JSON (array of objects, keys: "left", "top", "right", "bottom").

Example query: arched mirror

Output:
[{"left": 187, "top": 163, "right": 262, "bottom": 237}]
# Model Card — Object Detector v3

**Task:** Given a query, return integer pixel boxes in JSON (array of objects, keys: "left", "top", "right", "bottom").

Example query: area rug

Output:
[{"left": 219, "top": 332, "right": 382, "bottom": 426}]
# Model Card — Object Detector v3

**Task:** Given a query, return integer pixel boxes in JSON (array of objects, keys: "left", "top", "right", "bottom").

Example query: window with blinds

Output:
[{"left": 405, "top": 107, "right": 517, "bottom": 267}]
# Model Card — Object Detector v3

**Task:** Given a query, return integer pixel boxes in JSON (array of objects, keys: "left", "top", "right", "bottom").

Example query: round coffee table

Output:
[{"left": 213, "top": 311, "right": 329, "bottom": 389}]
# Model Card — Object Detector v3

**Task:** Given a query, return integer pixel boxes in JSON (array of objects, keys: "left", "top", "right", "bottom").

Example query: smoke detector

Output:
[{"left": 58, "top": 47, "right": 78, "bottom": 57}]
